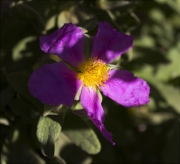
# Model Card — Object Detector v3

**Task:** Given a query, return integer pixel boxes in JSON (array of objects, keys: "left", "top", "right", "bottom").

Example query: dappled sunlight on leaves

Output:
[{"left": 0, "top": 0, "right": 179, "bottom": 163}]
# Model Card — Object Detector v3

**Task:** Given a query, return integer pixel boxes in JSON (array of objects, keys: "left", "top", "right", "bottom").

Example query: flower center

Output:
[{"left": 77, "top": 57, "right": 109, "bottom": 89}]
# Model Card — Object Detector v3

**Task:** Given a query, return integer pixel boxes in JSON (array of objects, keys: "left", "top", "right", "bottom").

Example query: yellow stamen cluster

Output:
[{"left": 77, "top": 57, "right": 109, "bottom": 89}]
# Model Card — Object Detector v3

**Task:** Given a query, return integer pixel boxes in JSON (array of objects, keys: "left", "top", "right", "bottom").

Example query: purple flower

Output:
[{"left": 28, "top": 22, "right": 150, "bottom": 145}]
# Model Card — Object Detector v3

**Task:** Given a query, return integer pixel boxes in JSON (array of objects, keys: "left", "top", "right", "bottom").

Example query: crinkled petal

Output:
[
  {"left": 28, "top": 62, "right": 82, "bottom": 106},
  {"left": 91, "top": 22, "right": 133, "bottom": 63},
  {"left": 40, "top": 23, "right": 85, "bottom": 67},
  {"left": 80, "top": 86, "right": 115, "bottom": 145},
  {"left": 101, "top": 70, "right": 150, "bottom": 107}
]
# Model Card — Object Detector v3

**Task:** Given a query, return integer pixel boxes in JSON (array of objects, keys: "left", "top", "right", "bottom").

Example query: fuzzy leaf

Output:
[
  {"left": 63, "top": 113, "right": 101, "bottom": 154},
  {"left": 37, "top": 116, "right": 61, "bottom": 158}
]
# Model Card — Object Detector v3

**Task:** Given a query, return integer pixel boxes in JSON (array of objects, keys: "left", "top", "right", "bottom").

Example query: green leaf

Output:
[
  {"left": 156, "top": 83, "right": 180, "bottom": 114},
  {"left": 72, "top": 109, "right": 88, "bottom": 117},
  {"left": 0, "top": 86, "right": 15, "bottom": 109},
  {"left": 70, "top": 2, "right": 98, "bottom": 33},
  {"left": 71, "top": 102, "right": 88, "bottom": 116},
  {"left": 57, "top": 10, "right": 71, "bottom": 28},
  {"left": 155, "top": 0, "right": 180, "bottom": 14},
  {"left": 6, "top": 72, "right": 43, "bottom": 111},
  {"left": 63, "top": 112, "right": 101, "bottom": 155},
  {"left": 43, "top": 104, "right": 67, "bottom": 116},
  {"left": 134, "top": 65, "right": 180, "bottom": 114},
  {"left": 12, "top": 36, "right": 37, "bottom": 61},
  {"left": 46, "top": 156, "right": 66, "bottom": 164},
  {"left": 10, "top": 3, "right": 44, "bottom": 31},
  {"left": 1, "top": 123, "right": 46, "bottom": 164},
  {"left": 8, "top": 98, "right": 36, "bottom": 121},
  {"left": 37, "top": 116, "right": 61, "bottom": 158},
  {"left": 96, "top": 1, "right": 137, "bottom": 10},
  {"left": 129, "top": 107, "right": 175, "bottom": 125},
  {"left": 74, "top": 84, "right": 83, "bottom": 101},
  {"left": 156, "top": 43, "right": 180, "bottom": 81}
]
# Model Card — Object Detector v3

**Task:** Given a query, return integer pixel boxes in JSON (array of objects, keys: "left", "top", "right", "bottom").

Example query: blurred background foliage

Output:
[{"left": 0, "top": 0, "right": 179, "bottom": 163}]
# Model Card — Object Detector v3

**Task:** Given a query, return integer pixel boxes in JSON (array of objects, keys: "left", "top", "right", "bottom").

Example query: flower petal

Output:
[
  {"left": 40, "top": 23, "right": 85, "bottom": 67},
  {"left": 28, "top": 62, "right": 82, "bottom": 106},
  {"left": 101, "top": 70, "right": 150, "bottom": 107},
  {"left": 91, "top": 22, "right": 133, "bottom": 63},
  {"left": 80, "top": 86, "right": 115, "bottom": 145}
]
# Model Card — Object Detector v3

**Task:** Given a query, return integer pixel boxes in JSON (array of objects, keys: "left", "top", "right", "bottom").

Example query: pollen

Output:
[{"left": 77, "top": 57, "right": 109, "bottom": 89}]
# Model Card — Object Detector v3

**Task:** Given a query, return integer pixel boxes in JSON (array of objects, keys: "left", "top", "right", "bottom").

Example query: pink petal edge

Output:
[
  {"left": 28, "top": 62, "right": 82, "bottom": 106},
  {"left": 80, "top": 86, "right": 115, "bottom": 145},
  {"left": 91, "top": 22, "right": 133, "bottom": 63},
  {"left": 101, "top": 70, "right": 150, "bottom": 108},
  {"left": 40, "top": 23, "right": 85, "bottom": 67}
]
